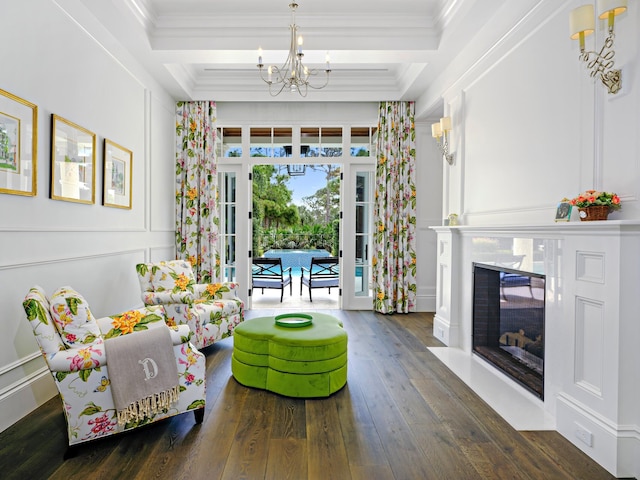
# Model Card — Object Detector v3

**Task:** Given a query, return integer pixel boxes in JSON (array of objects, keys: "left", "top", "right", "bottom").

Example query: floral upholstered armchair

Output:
[
  {"left": 22, "top": 286, "right": 206, "bottom": 454},
  {"left": 135, "top": 260, "right": 245, "bottom": 350}
]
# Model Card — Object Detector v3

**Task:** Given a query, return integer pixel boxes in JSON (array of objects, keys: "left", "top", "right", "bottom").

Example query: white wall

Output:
[
  {"left": 0, "top": 0, "right": 176, "bottom": 432},
  {"left": 418, "top": 0, "right": 639, "bottom": 225}
]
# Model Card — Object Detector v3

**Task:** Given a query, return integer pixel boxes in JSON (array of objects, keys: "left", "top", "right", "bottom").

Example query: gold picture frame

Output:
[
  {"left": 0, "top": 88, "right": 37, "bottom": 196},
  {"left": 103, "top": 138, "right": 132, "bottom": 209},
  {"left": 50, "top": 114, "right": 96, "bottom": 204}
]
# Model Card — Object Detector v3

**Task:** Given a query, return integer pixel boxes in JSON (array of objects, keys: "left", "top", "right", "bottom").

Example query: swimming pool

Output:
[{"left": 263, "top": 249, "right": 331, "bottom": 276}]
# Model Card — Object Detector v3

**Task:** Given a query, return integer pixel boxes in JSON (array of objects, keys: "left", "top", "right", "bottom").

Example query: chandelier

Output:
[{"left": 257, "top": 2, "right": 331, "bottom": 97}]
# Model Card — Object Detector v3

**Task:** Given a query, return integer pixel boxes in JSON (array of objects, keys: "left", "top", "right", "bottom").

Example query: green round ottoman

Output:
[{"left": 231, "top": 312, "right": 348, "bottom": 397}]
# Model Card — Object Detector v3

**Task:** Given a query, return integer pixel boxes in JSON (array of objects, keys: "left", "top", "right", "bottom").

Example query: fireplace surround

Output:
[{"left": 430, "top": 222, "right": 640, "bottom": 478}]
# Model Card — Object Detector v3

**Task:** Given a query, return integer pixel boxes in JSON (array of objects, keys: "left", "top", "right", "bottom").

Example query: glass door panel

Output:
[
  {"left": 355, "top": 171, "right": 373, "bottom": 297},
  {"left": 219, "top": 171, "right": 237, "bottom": 282}
]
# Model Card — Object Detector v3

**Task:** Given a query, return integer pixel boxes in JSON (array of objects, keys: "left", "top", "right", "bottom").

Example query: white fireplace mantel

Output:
[{"left": 430, "top": 221, "right": 640, "bottom": 478}]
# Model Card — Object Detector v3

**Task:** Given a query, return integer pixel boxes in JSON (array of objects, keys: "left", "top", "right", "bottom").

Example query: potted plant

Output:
[{"left": 569, "top": 190, "right": 621, "bottom": 221}]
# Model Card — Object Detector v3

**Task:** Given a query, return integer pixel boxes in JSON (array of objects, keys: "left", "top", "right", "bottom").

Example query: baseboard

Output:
[
  {"left": 0, "top": 369, "right": 57, "bottom": 434},
  {"left": 416, "top": 293, "right": 435, "bottom": 312},
  {"left": 433, "top": 313, "right": 458, "bottom": 346},
  {"left": 556, "top": 393, "right": 640, "bottom": 478}
]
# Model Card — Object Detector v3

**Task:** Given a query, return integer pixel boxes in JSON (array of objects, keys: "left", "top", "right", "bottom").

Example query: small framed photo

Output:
[
  {"left": 103, "top": 139, "right": 132, "bottom": 209},
  {"left": 555, "top": 202, "right": 572, "bottom": 222},
  {"left": 50, "top": 114, "right": 96, "bottom": 204},
  {"left": 0, "top": 88, "right": 38, "bottom": 196}
]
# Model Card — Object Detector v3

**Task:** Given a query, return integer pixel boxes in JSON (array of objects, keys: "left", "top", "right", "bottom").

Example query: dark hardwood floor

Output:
[{"left": 1, "top": 310, "right": 615, "bottom": 479}]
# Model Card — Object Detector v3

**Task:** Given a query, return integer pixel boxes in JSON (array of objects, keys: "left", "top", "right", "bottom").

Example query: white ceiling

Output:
[{"left": 73, "top": 0, "right": 505, "bottom": 105}]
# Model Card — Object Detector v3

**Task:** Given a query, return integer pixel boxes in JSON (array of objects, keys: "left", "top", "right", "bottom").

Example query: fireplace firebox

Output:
[{"left": 472, "top": 262, "right": 545, "bottom": 399}]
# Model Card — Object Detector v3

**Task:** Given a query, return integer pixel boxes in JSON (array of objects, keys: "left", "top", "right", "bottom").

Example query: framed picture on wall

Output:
[
  {"left": 0, "top": 88, "right": 38, "bottom": 196},
  {"left": 50, "top": 114, "right": 96, "bottom": 204},
  {"left": 554, "top": 202, "right": 572, "bottom": 222},
  {"left": 103, "top": 139, "right": 132, "bottom": 209}
]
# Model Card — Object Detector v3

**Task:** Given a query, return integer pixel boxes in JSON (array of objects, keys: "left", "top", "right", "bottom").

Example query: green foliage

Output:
[{"left": 252, "top": 163, "right": 340, "bottom": 254}]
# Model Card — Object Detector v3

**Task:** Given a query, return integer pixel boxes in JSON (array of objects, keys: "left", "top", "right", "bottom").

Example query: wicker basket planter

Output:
[{"left": 578, "top": 205, "right": 610, "bottom": 221}]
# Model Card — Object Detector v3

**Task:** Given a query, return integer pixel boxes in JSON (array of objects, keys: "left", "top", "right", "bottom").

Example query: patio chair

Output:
[
  {"left": 300, "top": 256, "right": 339, "bottom": 302},
  {"left": 252, "top": 257, "right": 292, "bottom": 302}
]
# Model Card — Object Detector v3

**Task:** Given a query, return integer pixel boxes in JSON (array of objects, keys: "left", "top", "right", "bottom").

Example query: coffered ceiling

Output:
[{"left": 70, "top": 0, "right": 504, "bottom": 104}]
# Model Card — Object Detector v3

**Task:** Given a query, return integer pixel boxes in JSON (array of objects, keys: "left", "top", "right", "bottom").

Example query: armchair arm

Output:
[
  {"left": 46, "top": 338, "right": 107, "bottom": 372},
  {"left": 168, "top": 324, "right": 192, "bottom": 345},
  {"left": 142, "top": 291, "right": 196, "bottom": 305},
  {"left": 46, "top": 320, "right": 191, "bottom": 373},
  {"left": 194, "top": 282, "right": 241, "bottom": 300}
]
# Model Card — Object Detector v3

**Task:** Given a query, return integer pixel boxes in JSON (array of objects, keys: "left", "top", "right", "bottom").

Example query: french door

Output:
[
  {"left": 217, "top": 163, "right": 249, "bottom": 303},
  {"left": 342, "top": 164, "right": 375, "bottom": 309}
]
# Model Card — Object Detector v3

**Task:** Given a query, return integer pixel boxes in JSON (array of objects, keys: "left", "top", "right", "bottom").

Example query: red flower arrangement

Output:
[{"left": 570, "top": 190, "right": 621, "bottom": 210}]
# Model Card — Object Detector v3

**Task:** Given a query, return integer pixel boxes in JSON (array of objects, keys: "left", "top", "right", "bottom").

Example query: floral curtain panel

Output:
[
  {"left": 175, "top": 101, "right": 220, "bottom": 283},
  {"left": 372, "top": 101, "right": 417, "bottom": 314}
]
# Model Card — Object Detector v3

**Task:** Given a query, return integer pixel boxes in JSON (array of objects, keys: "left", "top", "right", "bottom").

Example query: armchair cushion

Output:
[
  {"left": 148, "top": 260, "right": 196, "bottom": 293},
  {"left": 99, "top": 305, "right": 169, "bottom": 338},
  {"left": 49, "top": 286, "right": 101, "bottom": 348}
]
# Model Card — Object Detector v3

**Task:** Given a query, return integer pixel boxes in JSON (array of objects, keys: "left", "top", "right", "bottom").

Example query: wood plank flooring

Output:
[{"left": 0, "top": 310, "right": 616, "bottom": 479}]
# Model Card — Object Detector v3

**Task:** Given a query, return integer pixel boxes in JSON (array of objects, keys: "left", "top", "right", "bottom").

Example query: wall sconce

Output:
[
  {"left": 569, "top": 0, "right": 627, "bottom": 94},
  {"left": 431, "top": 116, "right": 453, "bottom": 165}
]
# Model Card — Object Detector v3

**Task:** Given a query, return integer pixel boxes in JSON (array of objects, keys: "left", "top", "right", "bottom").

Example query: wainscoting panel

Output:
[
  {"left": 576, "top": 251, "right": 606, "bottom": 284},
  {"left": 574, "top": 296, "right": 605, "bottom": 397}
]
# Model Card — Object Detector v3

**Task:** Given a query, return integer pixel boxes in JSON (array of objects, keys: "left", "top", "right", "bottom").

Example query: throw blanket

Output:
[{"left": 104, "top": 327, "right": 179, "bottom": 426}]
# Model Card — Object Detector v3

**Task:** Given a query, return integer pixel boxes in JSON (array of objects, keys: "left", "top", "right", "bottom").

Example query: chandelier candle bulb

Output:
[
  {"left": 297, "top": 35, "right": 303, "bottom": 54},
  {"left": 258, "top": 47, "right": 263, "bottom": 65}
]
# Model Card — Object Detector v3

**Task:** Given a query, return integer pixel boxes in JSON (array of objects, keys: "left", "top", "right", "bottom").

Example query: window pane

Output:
[
  {"left": 250, "top": 127, "right": 272, "bottom": 157},
  {"left": 273, "top": 127, "right": 292, "bottom": 158},
  {"left": 301, "top": 127, "right": 319, "bottom": 157},
  {"left": 351, "top": 126, "right": 372, "bottom": 156},
  {"left": 321, "top": 127, "right": 342, "bottom": 157},
  {"left": 222, "top": 127, "right": 242, "bottom": 157}
]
